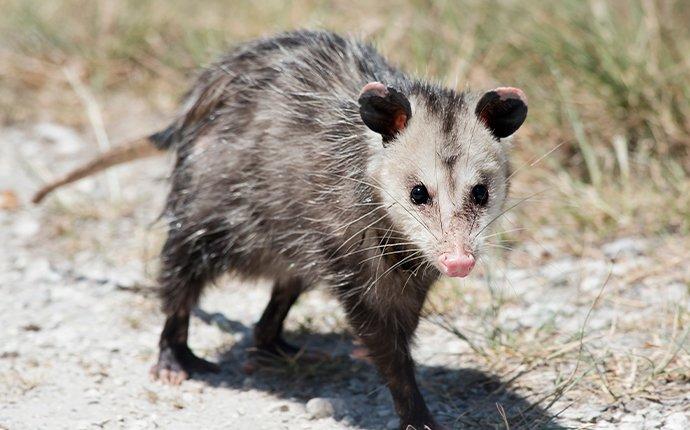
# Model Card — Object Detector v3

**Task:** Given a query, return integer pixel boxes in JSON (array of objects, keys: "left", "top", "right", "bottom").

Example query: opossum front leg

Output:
[
  {"left": 252, "top": 276, "right": 306, "bottom": 357},
  {"left": 341, "top": 295, "right": 441, "bottom": 430}
]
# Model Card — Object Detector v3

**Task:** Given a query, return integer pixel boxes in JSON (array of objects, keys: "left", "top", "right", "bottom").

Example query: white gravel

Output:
[{"left": 1, "top": 125, "right": 688, "bottom": 429}]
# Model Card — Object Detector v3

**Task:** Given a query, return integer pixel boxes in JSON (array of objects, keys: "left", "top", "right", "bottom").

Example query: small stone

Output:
[
  {"left": 375, "top": 388, "right": 391, "bottom": 402},
  {"left": 0, "top": 189, "right": 19, "bottom": 211},
  {"left": 601, "top": 237, "right": 646, "bottom": 258},
  {"left": 268, "top": 403, "right": 290, "bottom": 413},
  {"left": 663, "top": 412, "right": 689, "bottom": 430},
  {"left": 306, "top": 397, "right": 336, "bottom": 419},
  {"left": 376, "top": 406, "right": 391, "bottom": 417},
  {"left": 33, "top": 122, "right": 83, "bottom": 154},
  {"left": 26, "top": 258, "right": 60, "bottom": 283},
  {"left": 618, "top": 422, "right": 644, "bottom": 430},
  {"left": 645, "top": 409, "right": 663, "bottom": 428},
  {"left": 593, "top": 422, "right": 617, "bottom": 430},
  {"left": 85, "top": 388, "right": 100, "bottom": 398},
  {"left": 578, "top": 405, "right": 607, "bottom": 423},
  {"left": 13, "top": 217, "right": 40, "bottom": 238}
]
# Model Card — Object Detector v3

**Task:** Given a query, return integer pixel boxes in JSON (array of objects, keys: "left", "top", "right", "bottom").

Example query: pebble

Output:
[
  {"left": 376, "top": 406, "right": 391, "bottom": 417},
  {"left": 13, "top": 217, "right": 40, "bottom": 238},
  {"left": 618, "top": 421, "right": 644, "bottom": 430},
  {"left": 663, "top": 412, "right": 689, "bottom": 430},
  {"left": 375, "top": 388, "right": 391, "bottom": 402},
  {"left": 386, "top": 418, "right": 399, "bottom": 429},
  {"left": 33, "top": 122, "right": 83, "bottom": 154},
  {"left": 268, "top": 403, "right": 290, "bottom": 413},
  {"left": 306, "top": 397, "right": 336, "bottom": 419},
  {"left": 593, "top": 422, "right": 617, "bottom": 429},
  {"left": 85, "top": 388, "right": 100, "bottom": 398},
  {"left": 24, "top": 258, "right": 59, "bottom": 283},
  {"left": 602, "top": 237, "right": 646, "bottom": 258},
  {"left": 645, "top": 409, "right": 663, "bottom": 428},
  {"left": 572, "top": 405, "right": 606, "bottom": 423}
]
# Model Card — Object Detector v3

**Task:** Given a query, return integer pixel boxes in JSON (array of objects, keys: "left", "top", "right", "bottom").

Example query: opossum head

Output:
[{"left": 359, "top": 82, "right": 527, "bottom": 278}]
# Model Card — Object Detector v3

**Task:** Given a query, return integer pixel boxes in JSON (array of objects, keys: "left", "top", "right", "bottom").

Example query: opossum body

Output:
[{"left": 43, "top": 31, "right": 528, "bottom": 429}]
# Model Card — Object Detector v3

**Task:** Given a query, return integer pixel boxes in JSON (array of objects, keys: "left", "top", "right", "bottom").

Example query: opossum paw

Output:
[{"left": 150, "top": 344, "right": 220, "bottom": 385}]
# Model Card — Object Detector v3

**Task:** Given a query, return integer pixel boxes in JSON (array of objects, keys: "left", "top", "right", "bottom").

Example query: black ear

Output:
[
  {"left": 358, "top": 82, "right": 411, "bottom": 143},
  {"left": 475, "top": 87, "right": 528, "bottom": 139}
]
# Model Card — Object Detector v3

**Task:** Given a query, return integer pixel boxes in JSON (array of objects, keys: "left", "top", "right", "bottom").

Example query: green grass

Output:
[{"left": 1, "top": 0, "right": 689, "bottom": 242}]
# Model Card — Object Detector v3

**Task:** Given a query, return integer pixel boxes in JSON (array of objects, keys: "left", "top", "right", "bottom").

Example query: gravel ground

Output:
[{"left": 1, "top": 124, "right": 688, "bottom": 429}]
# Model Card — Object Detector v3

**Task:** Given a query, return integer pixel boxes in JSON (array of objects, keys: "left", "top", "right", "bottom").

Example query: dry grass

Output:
[{"left": 1, "top": 0, "right": 689, "bottom": 243}]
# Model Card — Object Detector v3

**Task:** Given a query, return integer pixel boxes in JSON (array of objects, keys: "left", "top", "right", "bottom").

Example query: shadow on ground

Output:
[{"left": 192, "top": 308, "right": 565, "bottom": 430}]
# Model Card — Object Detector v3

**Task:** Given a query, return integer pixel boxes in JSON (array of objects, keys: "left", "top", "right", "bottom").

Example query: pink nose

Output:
[{"left": 438, "top": 252, "right": 476, "bottom": 278}]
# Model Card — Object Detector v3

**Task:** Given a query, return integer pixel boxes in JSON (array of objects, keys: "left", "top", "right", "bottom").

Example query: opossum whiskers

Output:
[
  {"left": 334, "top": 224, "right": 413, "bottom": 262},
  {"left": 358, "top": 248, "right": 420, "bottom": 265},
  {"left": 372, "top": 252, "right": 427, "bottom": 285},
  {"left": 352, "top": 252, "right": 427, "bottom": 308},
  {"left": 481, "top": 242, "right": 514, "bottom": 252},
  {"left": 341, "top": 249, "right": 426, "bottom": 301},
  {"left": 375, "top": 224, "right": 398, "bottom": 276},
  {"left": 331, "top": 202, "right": 392, "bottom": 233},
  {"left": 473, "top": 189, "right": 546, "bottom": 240},
  {"left": 369, "top": 176, "right": 440, "bottom": 242},
  {"left": 330, "top": 210, "right": 392, "bottom": 257},
  {"left": 334, "top": 240, "right": 420, "bottom": 262},
  {"left": 401, "top": 256, "right": 433, "bottom": 295},
  {"left": 478, "top": 227, "right": 526, "bottom": 241},
  {"left": 329, "top": 172, "right": 439, "bottom": 242}
]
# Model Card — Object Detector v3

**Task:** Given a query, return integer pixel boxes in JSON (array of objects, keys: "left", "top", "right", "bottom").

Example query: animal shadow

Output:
[{"left": 192, "top": 308, "right": 565, "bottom": 430}]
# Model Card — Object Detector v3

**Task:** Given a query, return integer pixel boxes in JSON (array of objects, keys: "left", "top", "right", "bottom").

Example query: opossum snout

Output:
[{"left": 437, "top": 250, "right": 475, "bottom": 278}]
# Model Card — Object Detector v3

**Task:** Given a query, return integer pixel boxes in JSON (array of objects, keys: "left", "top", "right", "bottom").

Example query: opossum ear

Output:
[
  {"left": 475, "top": 87, "right": 528, "bottom": 139},
  {"left": 358, "top": 82, "right": 411, "bottom": 143}
]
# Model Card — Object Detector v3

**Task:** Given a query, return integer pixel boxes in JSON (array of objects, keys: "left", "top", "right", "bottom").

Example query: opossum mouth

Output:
[{"left": 440, "top": 266, "right": 474, "bottom": 278}]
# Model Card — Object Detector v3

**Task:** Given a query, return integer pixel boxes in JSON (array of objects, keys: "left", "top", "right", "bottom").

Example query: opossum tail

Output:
[{"left": 32, "top": 127, "right": 175, "bottom": 204}]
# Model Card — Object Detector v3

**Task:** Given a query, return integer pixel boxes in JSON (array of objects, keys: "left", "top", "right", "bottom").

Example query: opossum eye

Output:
[
  {"left": 471, "top": 184, "right": 489, "bottom": 206},
  {"left": 410, "top": 184, "right": 431, "bottom": 205}
]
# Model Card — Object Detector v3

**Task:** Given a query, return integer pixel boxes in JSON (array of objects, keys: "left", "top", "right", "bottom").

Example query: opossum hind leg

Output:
[
  {"left": 150, "top": 313, "right": 220, "bottom": 384},
  {"left": 150, "top": 222, "right": 227, "bottom": 384}
]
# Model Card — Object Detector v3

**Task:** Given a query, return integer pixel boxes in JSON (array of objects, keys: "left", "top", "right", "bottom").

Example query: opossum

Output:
[{"left": 34, "top": 30, "right": 527, "bottom": 429}]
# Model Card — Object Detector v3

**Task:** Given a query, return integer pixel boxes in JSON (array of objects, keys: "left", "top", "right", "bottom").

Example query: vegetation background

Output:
[
  {"left": 0, "top": 1, "right": 688, "bottom": 429},
  {"left": 2, "top": 0, "right": 689, "bottom": 241}
]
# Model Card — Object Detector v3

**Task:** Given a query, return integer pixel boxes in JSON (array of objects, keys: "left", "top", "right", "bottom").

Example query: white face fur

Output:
[{"left": 365, "top": 91, "right": 520, "bottom": 278}]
